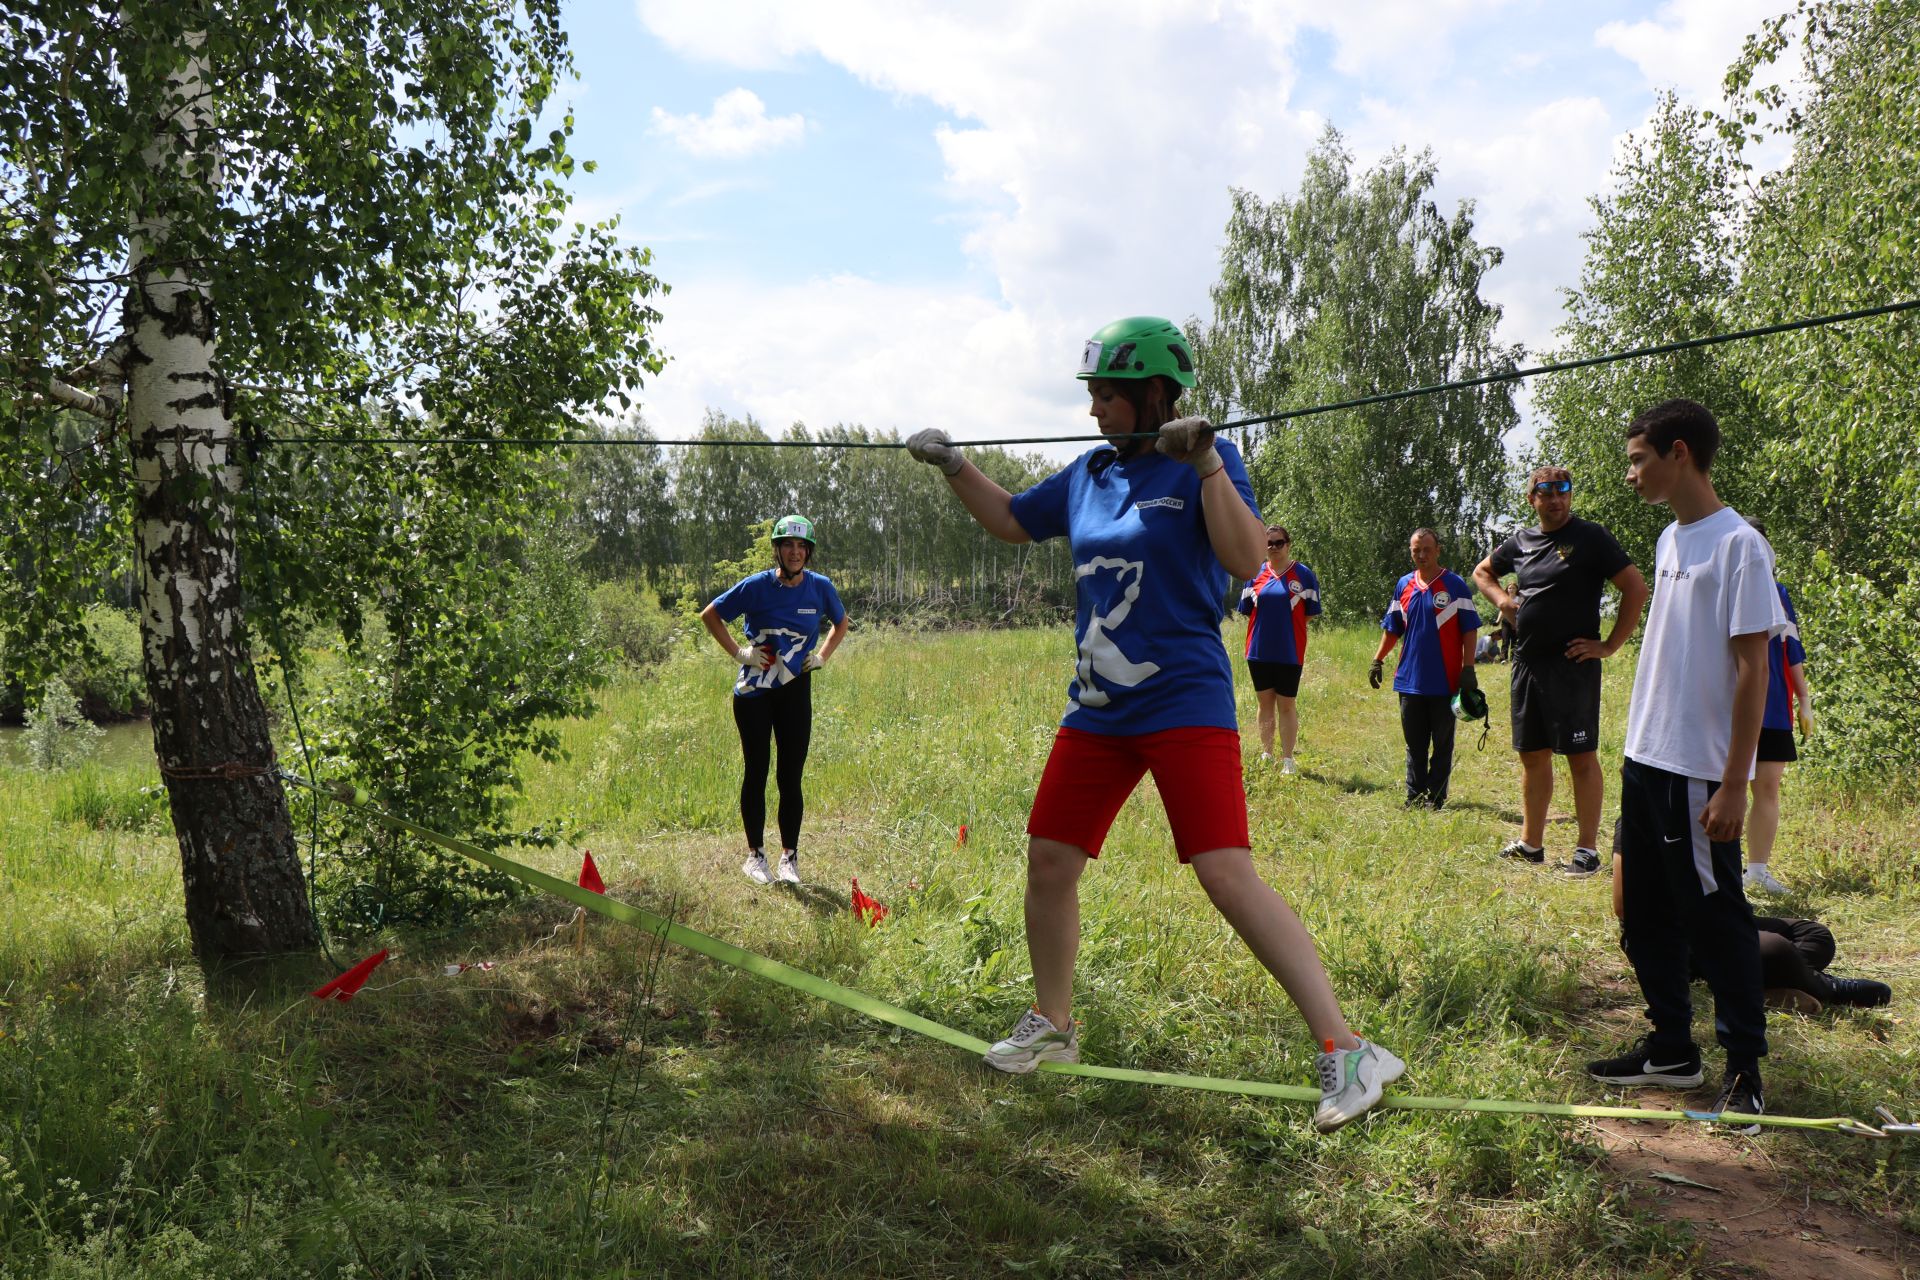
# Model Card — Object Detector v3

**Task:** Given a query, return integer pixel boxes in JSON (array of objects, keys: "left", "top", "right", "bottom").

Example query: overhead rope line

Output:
[
  {"left": 283, "top": 772, "right": 1895, "bottom": 1139},
  {"left": 260, "top": 296, "right": 1920, "bottom": 452}
]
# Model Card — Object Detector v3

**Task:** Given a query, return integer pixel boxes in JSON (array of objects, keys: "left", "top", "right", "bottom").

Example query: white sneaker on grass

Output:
[
  {"left": 1314, "top": 1038, "right": 1405, "bottom": 1133},
  {"left": 776, "top": 850, "right": 801, "bottom": 885},
  {"left": 982, "top": 1007, "right": 1079, "bottom": 1074},
  {"left": 1259, "top": 751, "right": 1274, "bottom": 765},
  {"left": 1279, "top": 757, "right": 1297, "bottom": 776},
  {"left": 1744, "top": 865, "right": 1789, "bottom": 896},
  {"left": 742, "top": 851, "right": 771, "bottom": 885}
]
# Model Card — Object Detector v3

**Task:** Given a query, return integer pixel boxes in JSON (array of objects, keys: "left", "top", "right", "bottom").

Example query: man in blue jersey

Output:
[{"left": 1371, "top": 528, "right": 1481, "bottom": 809}]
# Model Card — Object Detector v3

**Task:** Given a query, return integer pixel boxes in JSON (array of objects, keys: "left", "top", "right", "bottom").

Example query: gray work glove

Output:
[
  {"left": 1369, "top": 659, "right": 1384, "bottom": 690},
  {"left": 802, "top": 651, "right": 826, "bottom": 672},
  {"left": 1154, "top": 416, "right": 1222, "bottom": 478},
  {"left": 735, "top": 645, "right": 772, "bottom": 672},
  {"left": 906, "top": 427, "right": 965, "bottom": 476}
]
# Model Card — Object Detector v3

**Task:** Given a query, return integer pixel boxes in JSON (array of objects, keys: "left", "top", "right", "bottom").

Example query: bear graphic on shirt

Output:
[{"left": 1068, "top": 556, "right": 1161, "bottom": 710}]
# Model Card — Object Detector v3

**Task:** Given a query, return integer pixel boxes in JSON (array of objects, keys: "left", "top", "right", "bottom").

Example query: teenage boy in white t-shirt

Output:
[{"left": 1585, "top": 399, "right": 1786, "bottom": 1134}]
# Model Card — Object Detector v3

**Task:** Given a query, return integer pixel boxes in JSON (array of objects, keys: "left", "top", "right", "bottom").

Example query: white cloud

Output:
[
  {"left": 621, "top": 1, "right": 1784, "bottom": 455},
  {"left": 1595, "top": 0, "right": 1783, "bottom": 107},
  {"left": 650, "top": 88, "right": 807, "bottom": 158},
  {"left": 632, "top": 273, "right": 1082, "bottom": 452}
]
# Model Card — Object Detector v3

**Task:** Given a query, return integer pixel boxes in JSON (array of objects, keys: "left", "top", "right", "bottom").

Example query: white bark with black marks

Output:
[{"left": 127, "top": 29, "right": 316, "bottom": 963}]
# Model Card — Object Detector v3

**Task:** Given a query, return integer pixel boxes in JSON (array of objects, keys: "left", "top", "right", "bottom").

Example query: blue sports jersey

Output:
[
  {"left": 1381, "top": 569, "right": 1482, "bottom": 696},
  {"left": 1009, "top": 441, "right": 1260, "bottom": 734},
  {"left": 709, "top": 568, "right": 846, "bottom": 698},
  {"left": 1237, "top": 561, "right": 1321, "bottom": 664},
  {"left": 1763, "top": 582, "right": 1806, "bottom": 730}
]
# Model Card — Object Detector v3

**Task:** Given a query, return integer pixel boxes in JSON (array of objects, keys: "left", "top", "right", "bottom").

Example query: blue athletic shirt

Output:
[
  {"left": 708, "top": 568, "right": 846, "bottom": 698},
  {"left": 1236, "top": 561, "right": 1321, "bottom": 664},
  {"left": 1763, "top": 582, "right": 1806, "bottom": 730},
  {"left": 1009, "top": 441, "right": 1260, "bottom": 735},
  {"left": 1381, "top": 569, "right": 1482, "bottom": 697}
]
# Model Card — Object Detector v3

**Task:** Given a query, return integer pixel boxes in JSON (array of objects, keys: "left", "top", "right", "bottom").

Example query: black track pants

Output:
[
  {"left": 1398, "top": 693, "right": 1457, "bottom": 807},
  {"left": 1618, "top": 757, "right": 1766, "bottom": 1071},
  {"left": 732, "top": 674, "right": 812, "bottom": 852}
]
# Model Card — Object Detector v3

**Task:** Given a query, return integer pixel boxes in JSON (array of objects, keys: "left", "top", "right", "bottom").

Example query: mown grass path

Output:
[{"left": 3, "top": 624, "right": 1915, "bottom": 1277}]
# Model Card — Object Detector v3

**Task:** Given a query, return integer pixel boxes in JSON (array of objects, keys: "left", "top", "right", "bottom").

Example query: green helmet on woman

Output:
[
  {"left": 1075, "top": 316, "right": 1198, "bottom": 388},
  {"left": 772, "top": 514, "right": 816, "bottom": 546}
]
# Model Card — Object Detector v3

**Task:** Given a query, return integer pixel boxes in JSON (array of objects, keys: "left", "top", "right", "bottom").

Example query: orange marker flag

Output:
[
  {"left": 577, "top": 850, "right": 606, "bottom": 895},
  {"left": 311, "top": 949, "right": 389, "bottom": 1002},
  {"left": 956, "top": 824, "right": 968, "bottom": 847},
  {"left": 850, "top": 877, "right": 890, "bottom": 926}
]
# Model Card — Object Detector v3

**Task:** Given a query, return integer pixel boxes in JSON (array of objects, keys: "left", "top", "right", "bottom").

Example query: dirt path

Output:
[{"left": 1596, "top": 1116, "right": 1914, "bottom": 1278}]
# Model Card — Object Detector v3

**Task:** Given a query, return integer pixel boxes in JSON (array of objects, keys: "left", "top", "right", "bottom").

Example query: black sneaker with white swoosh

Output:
[{"left": 1586, "top": 1035, "right": 1705, "bottom": 1087}]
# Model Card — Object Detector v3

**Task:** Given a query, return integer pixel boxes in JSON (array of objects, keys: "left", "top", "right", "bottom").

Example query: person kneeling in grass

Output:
[
  {"left": 1609, "top": 838, "right": 1891, "bottom": 1013},
  {"left": 905, "top": 315, "right": 1402, "bottom": 1133}
]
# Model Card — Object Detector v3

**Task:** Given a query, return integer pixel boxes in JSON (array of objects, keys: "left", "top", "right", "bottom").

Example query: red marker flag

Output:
[
  {"left": 850, "top": 877, "right": 890, "bottom": 926},
  {"left": 577, "top": 850, "right": 606, "bottom": 895},
  {"left": 956, "top": 824, "right": 968, "bottom": 847},
  {"left": 311, "top": 949, "right": 389, "bottom": 1002}
]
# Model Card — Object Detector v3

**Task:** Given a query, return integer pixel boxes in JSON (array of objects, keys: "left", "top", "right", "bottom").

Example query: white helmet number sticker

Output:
[{"left": 1078, "top": 340, "right": 1104, "bottom": 375}]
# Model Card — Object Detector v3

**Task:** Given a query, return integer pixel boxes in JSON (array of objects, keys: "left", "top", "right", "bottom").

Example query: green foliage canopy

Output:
[{"left": 1196, "top": 130, "right": 1521, "bottom": 615}]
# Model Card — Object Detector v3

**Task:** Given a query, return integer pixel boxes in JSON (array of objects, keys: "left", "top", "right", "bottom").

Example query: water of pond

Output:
[{"left": 0, "top": 721, "right": 156, "bottom": 772}]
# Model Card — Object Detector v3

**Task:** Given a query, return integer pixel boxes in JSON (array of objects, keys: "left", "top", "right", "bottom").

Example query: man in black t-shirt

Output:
[{"left": 1473, "top": 465, "right": 1649, "bottom": 876}]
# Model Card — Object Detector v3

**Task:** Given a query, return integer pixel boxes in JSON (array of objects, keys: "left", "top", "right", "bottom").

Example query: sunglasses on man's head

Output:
[{"left": 1532, "top": 479, "right": 1573, "bottom": 495}]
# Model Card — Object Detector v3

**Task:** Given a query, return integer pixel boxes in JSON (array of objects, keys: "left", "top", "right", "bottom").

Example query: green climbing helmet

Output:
[
  {"left": 1075, "top": 316, "right": 1197, "bottom": 388},
  {"left": 1453, "top": 683, "right": 1489, "bottom": 723},
  {"left": 771, "top": 513, "right": 816, "bottom": 547}
]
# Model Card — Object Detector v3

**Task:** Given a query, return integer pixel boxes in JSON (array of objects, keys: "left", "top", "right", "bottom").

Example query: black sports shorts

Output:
[
  {"left": 1511, "top": 655, "right": 1601, "bottom": 754},
  {"left": 1246, "top": 661, "right": 1303, "bottom": 697},
  {"left": 1756, "top": 726, "right": 1798, "bottom": 763}
]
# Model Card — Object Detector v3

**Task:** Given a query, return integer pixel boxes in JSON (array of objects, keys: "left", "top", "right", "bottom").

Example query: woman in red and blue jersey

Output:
[
  {"left": 1236, "top": 524, "right": 1321, "bottom": 773},
  {"left": 904, "top": 316, "right": 1402, "bottom": 1134},
  {"left": 1742, "top": 521, "right": 1813, "bottom": 896}
]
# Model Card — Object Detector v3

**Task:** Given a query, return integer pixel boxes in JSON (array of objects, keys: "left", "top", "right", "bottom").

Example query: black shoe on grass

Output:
[
  {"left": 1823, "top": 976, "right": 1892, "bottom": 1008},
  {"left": 1558, "top": 848, "right": 1601, "bottom": 877},
  {"left": 1586, "top": 1036, "right": 1704, "bottom": 1088},
  {"left": 1499, "top": 839, "right": 1545, "bottom": 865},
  {"left": 1712, "top": 1068, "right": 1764, "bottom": 1135}
]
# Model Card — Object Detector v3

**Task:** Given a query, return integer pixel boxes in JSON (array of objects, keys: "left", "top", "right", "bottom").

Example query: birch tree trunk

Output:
[{"left": 126, "top": 29, "right": 316, "bottom": 963}]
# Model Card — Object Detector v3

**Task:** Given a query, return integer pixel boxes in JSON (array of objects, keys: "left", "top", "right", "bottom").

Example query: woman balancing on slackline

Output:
[
  {"left": 905, "top": 317, "right": 1403, "bottom": 1132},
  {"left": 699, "top": 515, "right": 849, "bottom": 887}
]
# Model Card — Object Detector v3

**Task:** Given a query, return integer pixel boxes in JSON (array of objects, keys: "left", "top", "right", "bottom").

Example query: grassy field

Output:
[{"left": 2, "top": 623, "right": 1916, "bottom": 1278}]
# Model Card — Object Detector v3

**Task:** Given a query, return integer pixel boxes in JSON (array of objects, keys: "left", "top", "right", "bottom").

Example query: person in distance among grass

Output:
[
  {"left": 1235, "top": 524, "right": 1320, "bottom": 774},
  {"left": 1587, "top": 399, "right": 1785, "bottom": 1135},
  {"left": 1369, "top": 528, "right": 1482, "bottom": 810},
  {"left": 1472, "top": 465, "right": 1648, "bottom": 875},
  {"left": 905, "top": 316, "right": 1402, "bottom": 1133},
  {"left": 1739, "top": 519, "right": 1814, "bottom": 898},
  {"left": 699, "top": 514, "right": 849, "bottom": 887}
]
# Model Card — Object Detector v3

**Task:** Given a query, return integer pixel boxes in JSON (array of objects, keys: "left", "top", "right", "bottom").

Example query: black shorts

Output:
[
  {"left": 1756, "top": 726, "right": 1798, "bottom": 763},
  {"left": 1511, "top": 656, "right": 1601, "bottom": 754},
  {"left": 1246, "top": 661, "right": 1302, "bottom": 696}
]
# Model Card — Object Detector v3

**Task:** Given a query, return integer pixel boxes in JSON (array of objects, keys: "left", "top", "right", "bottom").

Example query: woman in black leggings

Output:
[{"left": 699, "top": 515, "right": 849, "bottom": 885}]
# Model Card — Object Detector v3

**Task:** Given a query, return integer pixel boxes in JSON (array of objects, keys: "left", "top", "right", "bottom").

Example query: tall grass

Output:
[{"left": 1, "top": 624, "right": 1914, "bottom": 1277}]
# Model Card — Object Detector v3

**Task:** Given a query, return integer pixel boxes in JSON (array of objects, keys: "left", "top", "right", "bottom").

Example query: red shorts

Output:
[{"left": 1026, "top": 726, "right": 1250, "bottom": 862}]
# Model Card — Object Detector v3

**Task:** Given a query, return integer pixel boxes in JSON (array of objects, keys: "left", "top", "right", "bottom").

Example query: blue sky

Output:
[{"left": 553, "top": 0, "right": 1789, "bottom": 456}]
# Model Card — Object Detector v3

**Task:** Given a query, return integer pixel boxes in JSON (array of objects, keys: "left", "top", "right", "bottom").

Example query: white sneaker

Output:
[
  {"left": 742, "top": 851, "right": 771, "bottom": 885},
  {"left": 1279, "top": 757, "right": 1297, "bottom": 776},
  {"left": 775, "top": 850, "right": 801, "bottom": 884},
  {"left": 1744, "top": 865, "right": 1790, "bottom": 896},
  {"left": 982, "top": 1007, "right": 1080, "bottom": 1074},
  {"left": 1313, "top": 1038, "right": 1405, "bottom": 1133},
  {"left": 1259, "top": 751, "right": 1274, "bottom": 765}
]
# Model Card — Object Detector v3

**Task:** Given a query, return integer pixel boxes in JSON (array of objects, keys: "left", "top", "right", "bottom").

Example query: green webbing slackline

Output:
[{"left": 290, "top": 775, "right": 1890, "bottom": 1138}]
